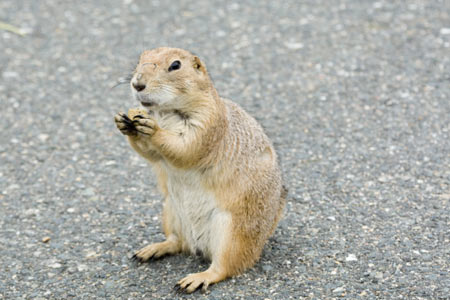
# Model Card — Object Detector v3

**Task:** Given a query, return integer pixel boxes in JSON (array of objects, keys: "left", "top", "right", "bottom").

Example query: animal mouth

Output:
[
  {"left": 140, "top": 101, "right": 156, "bottom": 107},
  {"left": 135, "top": 93, "right": 158, "bottom": 107}
]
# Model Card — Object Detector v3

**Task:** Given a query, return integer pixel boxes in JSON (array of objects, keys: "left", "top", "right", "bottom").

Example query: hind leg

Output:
[
  {"left": 175, "top": 212, "right": 262, "bottom": 293},
  {"left": 133, "top": 198, "right": 182, "bottom": 262}
]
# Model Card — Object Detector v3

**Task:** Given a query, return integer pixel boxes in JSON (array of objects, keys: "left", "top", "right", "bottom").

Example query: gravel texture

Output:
[{"left": 1, "top": 0, "right": 449, "bottom": 299}]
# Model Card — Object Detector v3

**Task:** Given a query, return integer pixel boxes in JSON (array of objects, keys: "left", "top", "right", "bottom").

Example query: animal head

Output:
[{"left": 130, "top": 47, "right": 212, "bottom": 108}]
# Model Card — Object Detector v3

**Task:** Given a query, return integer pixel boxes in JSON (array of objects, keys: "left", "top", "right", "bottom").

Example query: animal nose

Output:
[{"left": 132, "top": 82, "right": 146, "bottom": 92}]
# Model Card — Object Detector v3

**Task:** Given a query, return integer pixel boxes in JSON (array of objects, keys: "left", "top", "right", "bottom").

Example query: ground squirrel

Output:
[{"left": 114, "top": 47, "right": 286, "bottom": 293}]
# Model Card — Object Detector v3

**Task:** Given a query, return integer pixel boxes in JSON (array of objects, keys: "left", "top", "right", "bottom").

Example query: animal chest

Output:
[{"left": 164, "top": 166, "right": 222, "bottom": 258}]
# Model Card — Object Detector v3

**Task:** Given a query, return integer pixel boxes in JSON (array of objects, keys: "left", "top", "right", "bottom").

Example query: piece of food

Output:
[{"left": 128, "top": 108, "right": 150, "bottom": 120}]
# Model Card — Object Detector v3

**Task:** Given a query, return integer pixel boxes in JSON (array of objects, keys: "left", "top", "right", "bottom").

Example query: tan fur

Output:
[{"left": 114, "top": 47, "right": 285, "bottom": 293}]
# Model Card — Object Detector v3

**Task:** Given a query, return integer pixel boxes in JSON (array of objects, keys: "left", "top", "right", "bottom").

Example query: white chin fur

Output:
[{"left": 132, "top": 86, "right": 177, "bottom": 106}]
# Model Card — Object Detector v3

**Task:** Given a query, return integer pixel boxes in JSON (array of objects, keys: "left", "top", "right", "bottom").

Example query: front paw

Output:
[
  {"left": 114, "top": 112, "right": 137, "bottom": 136},
  {"left": 132, "top": 115, "right": 158, "bottom": 136}
]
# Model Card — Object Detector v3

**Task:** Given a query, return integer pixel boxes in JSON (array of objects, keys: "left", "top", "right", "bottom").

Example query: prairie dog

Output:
[{"left": 114, "top": 47, "right": 286, "bottom": 293}]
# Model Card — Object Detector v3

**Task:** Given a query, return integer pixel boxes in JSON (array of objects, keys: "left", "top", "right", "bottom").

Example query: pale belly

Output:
[{"left": 164, "top": 166, "right": 230, "bottom": 259}]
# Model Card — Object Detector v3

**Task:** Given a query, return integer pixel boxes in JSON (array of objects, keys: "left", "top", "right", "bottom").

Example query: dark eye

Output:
[{"left": 168, "top": 60, "right": 181, "bottom": 72}]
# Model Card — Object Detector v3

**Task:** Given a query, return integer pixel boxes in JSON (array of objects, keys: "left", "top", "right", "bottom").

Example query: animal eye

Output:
[{"left": 168, "top": 60, "right": 181, "bottom": 72}]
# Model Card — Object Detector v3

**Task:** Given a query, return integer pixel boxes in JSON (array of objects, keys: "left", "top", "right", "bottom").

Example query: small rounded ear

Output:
[{"left": 193, "top": 56, "right": 206, "bottom": 74}]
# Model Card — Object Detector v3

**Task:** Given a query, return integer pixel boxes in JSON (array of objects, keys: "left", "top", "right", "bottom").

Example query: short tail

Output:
[{"left": 269, "top": 184, "right": 288, "bottom": 236}]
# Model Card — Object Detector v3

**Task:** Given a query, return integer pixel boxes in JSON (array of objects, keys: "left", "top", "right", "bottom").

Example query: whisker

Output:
[{"left": 111, "top": 73, "right": 133, "bottom": 89}]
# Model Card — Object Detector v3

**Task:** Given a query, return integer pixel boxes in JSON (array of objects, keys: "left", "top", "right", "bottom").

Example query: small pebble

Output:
[
  {"left": 346, "top": 254, "right": 358, "bottom": 262},
  {"left": 440, "top": 28, "right": 450, "bottom": 35}
]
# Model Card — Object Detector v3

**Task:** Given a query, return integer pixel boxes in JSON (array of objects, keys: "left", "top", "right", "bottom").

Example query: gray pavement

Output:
[{"left": 1, "top": 0, "right": 449, "bottom": 299}]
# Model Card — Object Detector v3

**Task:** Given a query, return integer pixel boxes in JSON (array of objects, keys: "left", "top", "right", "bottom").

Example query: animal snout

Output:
[{"left": 132, "top": 82, "right": 146, "bottom": 92}]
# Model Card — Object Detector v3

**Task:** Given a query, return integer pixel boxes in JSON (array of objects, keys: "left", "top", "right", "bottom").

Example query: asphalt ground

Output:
[{"left": 0, "top": 0, "right": 449, "bottom": 299}]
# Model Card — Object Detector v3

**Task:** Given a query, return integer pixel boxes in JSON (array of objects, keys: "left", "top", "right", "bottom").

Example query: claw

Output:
[
  {"left": 118, "top": 113, "right": 137, "bottom": 131},
  {"left": 130, "top": 252, "right": 159, "bottom": 263},
  {"left": 173, "top": 281, "right": 193, "bottom": 294},
  {"left": 197, "top": 282, "right": 204, "bottom": 293},
  {"left": 120, "top": 114, "right": 133, "bottom": 124},
  {"left": 201, "top": 282, "right": 209, "bottom": 293},
  {"left": 131, "top": 253, "right": 145, "bottom": 263},
  {"left": 183, "top": 282, "right": 193, "bottom": 293},
  {"left": 131, "top": 253, "right": 139, "bottom": 261},
  {"left": 173, "top": 284, "right": 183, "bottom": 294}
]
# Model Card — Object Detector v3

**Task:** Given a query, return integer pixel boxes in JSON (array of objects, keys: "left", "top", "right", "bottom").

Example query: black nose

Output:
[{"left": 132, "top": 82, "right": 146, "bottom": 92}]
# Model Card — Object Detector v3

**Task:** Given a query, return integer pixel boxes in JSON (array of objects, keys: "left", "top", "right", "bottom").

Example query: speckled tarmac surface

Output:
[{"left": 0, "top": 1, "right": 449, "bottom": 299}]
